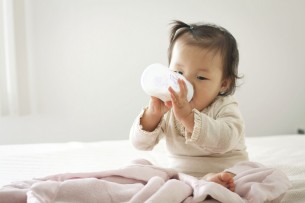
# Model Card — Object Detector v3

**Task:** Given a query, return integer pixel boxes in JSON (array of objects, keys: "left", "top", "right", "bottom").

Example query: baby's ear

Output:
[{"left": 220, "top": 78, "right": 231, "bottom": 94}]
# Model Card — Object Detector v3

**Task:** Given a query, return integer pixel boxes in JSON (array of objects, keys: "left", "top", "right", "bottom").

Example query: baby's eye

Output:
[
  {"left": 197, "top": 75, "right": 207, "bottom": 80},
  {"left": 174, "top": 71, "right": 183, "bottom": 75}
]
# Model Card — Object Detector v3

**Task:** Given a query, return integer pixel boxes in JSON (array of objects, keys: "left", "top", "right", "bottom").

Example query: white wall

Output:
[{"left": 1, "top": 0, "right": 304, "bottom": 144}]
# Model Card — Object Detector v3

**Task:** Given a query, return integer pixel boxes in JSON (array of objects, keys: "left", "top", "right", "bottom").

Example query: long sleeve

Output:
[
  {"left": 129, "top": 108, "right": 165, "bottom": 151},
  {"left": 184, "top": 96, "right": 245, "bottom": 154},
  {"left": 130, "top": 96, "right": 248, "bottom": 177}
]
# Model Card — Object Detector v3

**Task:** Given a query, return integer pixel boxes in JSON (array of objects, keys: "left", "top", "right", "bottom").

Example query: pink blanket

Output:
[{"left": 0, "top": 161, "right": 291, "bottom": 203}]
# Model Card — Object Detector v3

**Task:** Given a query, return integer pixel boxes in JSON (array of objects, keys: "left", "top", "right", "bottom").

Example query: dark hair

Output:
[{"left": 168, "top": 20, "right": 241, "bottom": 96}]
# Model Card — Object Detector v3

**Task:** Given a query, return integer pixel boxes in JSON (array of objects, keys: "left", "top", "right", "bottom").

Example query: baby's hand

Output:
[
  {"left": 141, "top": 96, "right": 170, "bottom": 132},
  {"left": 147, "top": 96, "right": 170, "bottom": 118},
  {"left": 168, "top": 79, "right": 193, "bottom": 131}
]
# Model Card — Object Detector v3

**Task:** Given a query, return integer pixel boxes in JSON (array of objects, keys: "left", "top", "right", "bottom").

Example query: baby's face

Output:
[{"left": 169, "top": 40, "right": 227, "bottom": 111}]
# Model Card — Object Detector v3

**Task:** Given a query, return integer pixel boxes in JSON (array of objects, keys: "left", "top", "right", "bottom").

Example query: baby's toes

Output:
[
  {"left": 220, "top": 172, "right": 233, "bottom": 182},
  {"left": 228, "top": 182, "right": 235, "bottom": 192}
]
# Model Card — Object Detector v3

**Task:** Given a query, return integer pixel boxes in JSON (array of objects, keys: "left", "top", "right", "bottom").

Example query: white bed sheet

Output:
[
  {"left": 245, "top": 135, "right": 305, "bottom": 203},
  {"left": 0, "top": 135, "right": 304, "bottom": 202}
]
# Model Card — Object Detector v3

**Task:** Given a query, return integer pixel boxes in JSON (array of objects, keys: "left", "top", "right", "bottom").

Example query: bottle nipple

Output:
[{"left": 141, "top": 63, "right": 194, "bottom": 102}]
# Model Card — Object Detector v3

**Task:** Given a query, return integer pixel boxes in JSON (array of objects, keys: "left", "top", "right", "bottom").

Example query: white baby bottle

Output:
[{"left": 141, "top": 63, "right": 194, "bottom": 102}]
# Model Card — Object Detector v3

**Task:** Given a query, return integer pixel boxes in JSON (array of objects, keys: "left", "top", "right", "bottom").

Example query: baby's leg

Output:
[{"left": 202, "top": 172, "right": 235, "bottom": 192}]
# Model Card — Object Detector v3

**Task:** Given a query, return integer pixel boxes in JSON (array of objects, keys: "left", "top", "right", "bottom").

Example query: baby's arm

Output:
[
  {"left": 187, "top": 101, "right": 244, "bottom": 153},
  {"left": 168, "top": 79, "right": 243, "bottom": 153},
  {"left": 129, "top": 100, "right": 167, "bottom": 151}
]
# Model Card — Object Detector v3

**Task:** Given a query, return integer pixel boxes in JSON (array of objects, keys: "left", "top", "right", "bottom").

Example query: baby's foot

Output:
[{"left": 203, "top": 172, "right": 235, "bottom": 192}]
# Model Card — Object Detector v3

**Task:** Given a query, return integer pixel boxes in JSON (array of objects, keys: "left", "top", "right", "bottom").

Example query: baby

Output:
[{"left": 130, "top": 20, "right": 248, "bottom": 192}]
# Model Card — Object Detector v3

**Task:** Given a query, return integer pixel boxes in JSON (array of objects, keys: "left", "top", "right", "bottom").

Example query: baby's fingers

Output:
[
  {"left": 165, "top": 101, "right": 172, "bottom": 108},
  {"left": 178, "top": 79, "right": 188, "bottom": 98},
  {"left": 168, "top": 86, "right": 178, "bottom": 103},
  {"left": 168, "top": 86, "right": 185, "bottom": 108}
]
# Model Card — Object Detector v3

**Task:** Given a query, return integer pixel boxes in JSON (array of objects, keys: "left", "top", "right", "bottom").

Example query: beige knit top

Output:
[{"left": 129, "top": 95, "right": 248, "bottom": 177}]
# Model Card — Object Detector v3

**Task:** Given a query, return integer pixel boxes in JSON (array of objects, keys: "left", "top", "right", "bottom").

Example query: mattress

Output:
[{"left": 0, "top": 135, "right": 304, "bottom": 202}]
